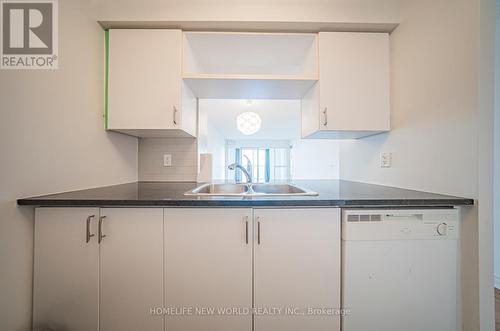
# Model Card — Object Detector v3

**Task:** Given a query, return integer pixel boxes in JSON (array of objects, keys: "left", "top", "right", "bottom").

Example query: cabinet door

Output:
[
  {"left": 99, "top": 208, "right": 164, "bottom": 331},
  {"left": 164, "top": 208, "right": 253, "bottom": 331},
  {"left": 254, "top": 208, "right": 341, "bottom": 331},
  {"left": 33, "top": 207, "right": 99, "bottom": 331},
  {"left": 108, "top": 29, "right": 181, "bottom": 131},
  {"left": 319, "top": 32, "right": 390, "bottom": 131}
]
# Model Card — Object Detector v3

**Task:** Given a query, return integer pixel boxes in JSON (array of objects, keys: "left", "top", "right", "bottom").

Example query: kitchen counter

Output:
[{"left": 17, "top": 180, "right": 474, "bottom": 207}]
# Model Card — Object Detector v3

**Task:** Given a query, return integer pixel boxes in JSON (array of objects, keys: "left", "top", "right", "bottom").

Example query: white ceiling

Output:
[{"left": 200, "top": 99, "right": 301, "bottom": 140}]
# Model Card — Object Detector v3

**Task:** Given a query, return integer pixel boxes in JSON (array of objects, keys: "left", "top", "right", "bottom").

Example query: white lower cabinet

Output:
[
  {"left": 164, "top": 208, "right": 253, "bottom": 331},
  {"left": 253, "top": 208, "right": 341, "bottom": 331},
  {"left": 107, "top": 29, "right": 197, "bottom": 138},
  {"left": 99, "top": 208, "right": 164, "bottom": 331},
  {"left": 33, "top": 208, "right": 99, "bottom": 331},
  {"left": 34, "top": 207, "right": 340, "bottom": 331},
  {"left": 33, "top": 207, "right": 164, "bottom": 331}
]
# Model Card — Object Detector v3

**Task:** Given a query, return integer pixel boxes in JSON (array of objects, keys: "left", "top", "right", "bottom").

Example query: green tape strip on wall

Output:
[{"left": 104, "top": 30, "right": 109, "bottom": 130}]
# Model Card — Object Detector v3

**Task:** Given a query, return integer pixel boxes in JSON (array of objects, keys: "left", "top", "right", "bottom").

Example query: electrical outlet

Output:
[
  {"left": 163, "top": 154, "right": 172, "bottom": 167},
  {"left": 380, "top": 152, "right": 391, "bottom": 168}
]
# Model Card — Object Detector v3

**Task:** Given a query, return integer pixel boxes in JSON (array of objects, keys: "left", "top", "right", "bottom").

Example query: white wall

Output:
[
  {"left": 494, "top": 1, "right": 500, "bottom": 289},
  {"left": 201, "top": 99, "right": 301, "bottom": 141},
  {"left": 478, "top": 0, "right": 495, "bottom": 328},
  {"left": 197, "top": 100, "right": 227, "bottom": 180},
  {"left": 291, "top": 139, "right": 340, "bottom": 180},
  {"left": 206, "top": 122, "right": 226, "bottom": 180},
  {"left": 339, "top": 0, "right": 494, "bottom": 329},
  {"left": 340, "top": 0, "right": 478, "bottom": 196},
  {"left": 0, "top": 0, "right": 138, "bottom": 330}
]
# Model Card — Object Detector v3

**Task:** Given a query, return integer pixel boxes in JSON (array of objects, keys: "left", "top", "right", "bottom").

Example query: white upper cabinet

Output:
[
  {"left": 302, "top": 32, "right": 390, "bottom": 139},
  {"left": 107, "top": 29, "right": 197, "bottom": 138},
  {"left": 106, "top": 29, "right": 389, "bottom": 138},
  {"left": 182, "top": 32, "right": 318, "bottom": 99}
]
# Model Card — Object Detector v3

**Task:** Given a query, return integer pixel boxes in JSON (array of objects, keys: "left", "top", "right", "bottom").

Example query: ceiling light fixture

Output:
[{"left": 237, "top": 112, "right": 261, "bottom": 135}]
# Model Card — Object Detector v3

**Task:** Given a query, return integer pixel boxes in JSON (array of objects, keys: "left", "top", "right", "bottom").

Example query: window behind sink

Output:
[
  {"left": 198, "top": 99, "right": 340, "bottom": 182},
  {"left": 226, "top": 140, "right": 291, "bottom": 183}
]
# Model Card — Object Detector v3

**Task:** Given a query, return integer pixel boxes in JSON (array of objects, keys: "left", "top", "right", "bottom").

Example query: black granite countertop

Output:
[{"left": 17, "top": 180, "right": 474, "bottom": 207}]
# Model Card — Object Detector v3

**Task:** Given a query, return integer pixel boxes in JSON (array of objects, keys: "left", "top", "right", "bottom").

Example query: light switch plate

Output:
[
  {"left": 380, "top": 152, "right": 391, "bottom": 168},
  {"left": 163, "top": 154, "right": 172, "bottom": 167}
]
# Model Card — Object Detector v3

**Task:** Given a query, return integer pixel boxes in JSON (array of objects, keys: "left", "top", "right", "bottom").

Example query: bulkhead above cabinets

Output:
[{"left": 105, "top": 29, "right": 390, "bottom": 139}]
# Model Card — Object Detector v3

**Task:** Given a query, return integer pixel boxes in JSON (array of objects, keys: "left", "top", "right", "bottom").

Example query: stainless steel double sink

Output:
[{"left": 184, "top": 183, "right": 318, "bottom": 197}]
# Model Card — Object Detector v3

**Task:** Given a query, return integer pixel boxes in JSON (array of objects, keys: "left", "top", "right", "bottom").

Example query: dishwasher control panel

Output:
[{"left": 342, "top": 209, "right": 460, "bottom": 240}]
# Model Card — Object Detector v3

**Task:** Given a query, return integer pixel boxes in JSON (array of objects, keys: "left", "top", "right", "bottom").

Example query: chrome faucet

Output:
[{"left": 228, "top": 162, "right": 253, "bottom": 184}]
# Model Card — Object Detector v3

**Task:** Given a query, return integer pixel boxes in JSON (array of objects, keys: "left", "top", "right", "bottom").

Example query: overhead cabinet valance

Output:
[{"left": 182, "top": 32, "right": 318, "bottom": 99}]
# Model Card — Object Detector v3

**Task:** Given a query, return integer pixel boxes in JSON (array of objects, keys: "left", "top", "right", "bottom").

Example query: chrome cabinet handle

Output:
[
  {"left": 322, "top": 107, "right": 328, "bottom": 126},
  {"left": 86, "top": 215, "right": 95, "bottom": 243},
  {"left": 98, "top": 216, "right": 107, "bottom": 243},
  {"left": 257, "top": 218, "right": 261, "bottom": 245},
  {"left": 244, "top": 216, "right": 249, "bottom": 244},
  {"left": 173, "top": 106, "right": 178, "bottom": 125}
]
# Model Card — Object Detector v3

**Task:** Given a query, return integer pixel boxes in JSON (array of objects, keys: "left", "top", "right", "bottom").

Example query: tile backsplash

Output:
[{"left": 138, "top": 138, "right": 198, "bottom": 181}]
